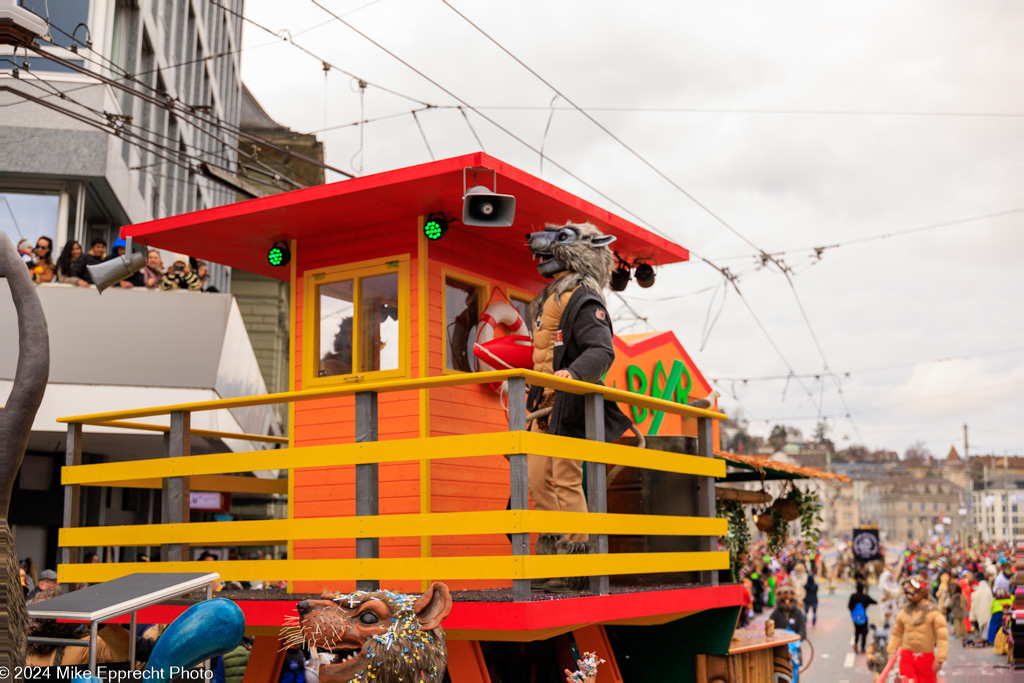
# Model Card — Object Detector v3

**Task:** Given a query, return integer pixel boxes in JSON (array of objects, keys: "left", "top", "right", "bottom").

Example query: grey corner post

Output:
[
  {"left": 585, "top": 393, "right": 609, "bottom": 595},
  {"left": 696, "top": 416, "right": 719, "bottom": 586},
  {"left": 355, "top": 391, "right": 380, "bottom": 592},
  {"left": 507, "top": 376, "right": 530, "bottom": 602},
  {"left": 162, "top": 411, "right": 191, "bottom": 563},
  {"left": 129, "top": 611, "right": 137, "bottom": 667},
  {"left": 88, "top": 620, "right": 98, "bottom": 674},
  {"left": 61, "top": 422, "right": 83, "bottom": 582}
]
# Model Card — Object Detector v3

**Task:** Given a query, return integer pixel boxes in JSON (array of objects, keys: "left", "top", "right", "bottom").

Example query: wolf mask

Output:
[{"left": 526, "top": 223, "right": 616, "bottom": 311}]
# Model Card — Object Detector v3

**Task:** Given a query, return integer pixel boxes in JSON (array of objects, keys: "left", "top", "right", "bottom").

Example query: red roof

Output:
[{"left": 123, "top": 152, "right": 689, "bottom": 281}]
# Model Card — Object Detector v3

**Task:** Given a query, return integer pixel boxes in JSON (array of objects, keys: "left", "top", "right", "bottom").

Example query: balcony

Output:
[{"left": 54, "top": 369, "right": 735, "bottom": 638}]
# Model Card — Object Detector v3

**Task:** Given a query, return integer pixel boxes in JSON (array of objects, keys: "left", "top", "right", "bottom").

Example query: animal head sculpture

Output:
[
  {"left": 287, "top": 582, "right": 452, "bottom": 683},
  {"left": 526, "top": 222, "right": 616, "bottom": 286}
]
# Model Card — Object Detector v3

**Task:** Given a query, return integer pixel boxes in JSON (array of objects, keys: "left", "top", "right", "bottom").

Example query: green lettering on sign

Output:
[
  {"left": 626, "top": 365, "right": 648, "bottom": 423},
  {"left": 620, "top": 358, "right": 693, "bottom": 435}
]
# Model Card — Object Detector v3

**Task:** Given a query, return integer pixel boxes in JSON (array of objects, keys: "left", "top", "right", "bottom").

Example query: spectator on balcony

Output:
[
  {"left": 56, "top": 240, "right": 88, "bottom": 286},
  {"left": 196, "top": 260, "right": 219, "bottom": 292},
  {"left": 160, "top": 254, "right": 202, "bottom": 291},
  {"left": 70, "top": 237, "right": 107, "bottom": 285},
  {"left": 17, "top": 238, "right": 35, "bottom": 268},
  {"left": 31, "top": 237, "right": 56, "bottom": 283},
  {"left": 141, "top": 250, "right": 165, "bottom": 288},
  {"left": 103, "top": 238, "right": 146, "bottom": 288},
  {"left": 26, "top": 568, "right": 59, "bottom": 601}
]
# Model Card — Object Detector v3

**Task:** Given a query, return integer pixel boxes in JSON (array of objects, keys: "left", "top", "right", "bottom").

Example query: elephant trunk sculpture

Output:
[{"left": 0, "top": 232, "right": 51, "bottom": 671}]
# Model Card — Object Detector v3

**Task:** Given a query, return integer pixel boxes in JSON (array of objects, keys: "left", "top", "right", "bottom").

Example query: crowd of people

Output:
[
  {"left": 16, "top": 235, "right": 214, "bottom": 291},
  {"left": 734, "top": 538, "right": 1017, "bottom": 682}
]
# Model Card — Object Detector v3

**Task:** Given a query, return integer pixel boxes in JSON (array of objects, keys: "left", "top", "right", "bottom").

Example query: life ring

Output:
[{"left": 472, "top": 302, "right": 532, "bottom": 391}]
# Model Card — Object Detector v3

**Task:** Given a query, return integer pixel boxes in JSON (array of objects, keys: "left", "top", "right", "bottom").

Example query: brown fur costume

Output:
[{"left": 287, "top": 583, "right": 452, "bottom": 683}]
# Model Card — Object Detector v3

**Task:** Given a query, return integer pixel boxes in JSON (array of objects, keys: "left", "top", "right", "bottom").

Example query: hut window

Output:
[
  {"left": 444, "top": 277, "right": 482, "bottom": 372},
  {"left": 306, "top": 256, "right": 409, "bottom": 382}
]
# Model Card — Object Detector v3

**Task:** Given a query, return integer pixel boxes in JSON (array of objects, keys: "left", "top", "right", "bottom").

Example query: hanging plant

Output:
[
  {"left": 772, "top": 491, "right": 801, "bottom": 522},
  {"left": 788, "top": 487, "right": 824, "bottom": 549},
  {"left": 764, "top": 506, "right": 788, "bottom": 555},
  {"left": 717, "top": 499, "right": 750, "bottom": 582}
]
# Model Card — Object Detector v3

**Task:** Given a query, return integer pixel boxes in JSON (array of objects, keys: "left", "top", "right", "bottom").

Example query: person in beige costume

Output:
[{"left": 887, "top": 574, "right": 946, "bottom": 683}]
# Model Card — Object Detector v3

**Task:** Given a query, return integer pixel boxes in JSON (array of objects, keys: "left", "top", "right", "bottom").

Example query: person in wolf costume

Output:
[{"left": 525, "top": 222, "right": 631, "bottom": 592}]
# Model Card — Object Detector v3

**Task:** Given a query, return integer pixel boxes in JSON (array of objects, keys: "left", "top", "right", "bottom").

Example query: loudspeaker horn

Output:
[
  {"left": 87, "top": 238, "right": 146, "bottom": 293},
  {"left": 462, "top": 185, "right": 516, "bottom": 227}
]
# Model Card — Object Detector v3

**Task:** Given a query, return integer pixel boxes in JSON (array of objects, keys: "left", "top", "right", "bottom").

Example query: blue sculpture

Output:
[{"left": 146, "top": 598, "right": 246, "bottom": 679}]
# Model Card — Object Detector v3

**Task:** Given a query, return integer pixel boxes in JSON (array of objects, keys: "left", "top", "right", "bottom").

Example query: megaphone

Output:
[
  {"left": 462, "top": 167, "right": 516, "bottom": 227},
  {"left": 463, "top": 186, "right": 516, "bottom": 227},
  {"left": 87, "top": 236, "right": 146, "bottom": 293}
]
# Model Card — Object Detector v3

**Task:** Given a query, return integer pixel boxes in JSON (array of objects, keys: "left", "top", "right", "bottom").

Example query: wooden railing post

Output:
[
  {"left": 585, "top": 393, "right": 609, "bottom": 595},
  {"left": 696, "top": 416, "right": 718, "bottom": 586},
  {"left": 355, "top": 391, "right": 380, "bottom": 592},
  {"left": 507, "top": 376, "right": 531, "bottom": 602},
  {"left": 162, "top": 411, "right": 191, "bottom": 562},
  {"left": 60, "top": 422, "right": 83, "bottom": 586}
]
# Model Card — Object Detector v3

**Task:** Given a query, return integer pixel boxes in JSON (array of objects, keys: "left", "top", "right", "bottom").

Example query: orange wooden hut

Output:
[{"left": 57, "top": 152, "right": 743, "bottom": 681}]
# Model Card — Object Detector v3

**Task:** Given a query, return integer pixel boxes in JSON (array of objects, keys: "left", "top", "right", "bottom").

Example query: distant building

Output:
[{"left": 863, "top": 477, "right": 962, "bottom": 543}]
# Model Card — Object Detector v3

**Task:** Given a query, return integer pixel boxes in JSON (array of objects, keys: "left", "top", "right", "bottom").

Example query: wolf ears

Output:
[
  {"left": 590, "top": 235, "right": 616, "bottom": 248},
  {"left": 414, "top": 581, "right": 453, "bottom": 631}
]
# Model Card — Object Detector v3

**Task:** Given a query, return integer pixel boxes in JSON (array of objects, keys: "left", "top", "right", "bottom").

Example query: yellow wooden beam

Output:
[
  {"left": 89, "top": 420, "right": 289, "bottom": 445},
  {"left": 523, "top": 431, "right": 726, "bottom": 478},
  {"left": 63, "top": 431, "right": 723, "bottom": 486},
  {"left": 57, "top": 369, "right": 726, "bottom": 426},
  {"left": 62, "top": 432, "right": 523, "bottom": 485},
  {"left": 84, "top": 475, "right": 287, "bottom": 495},
  {"left": 57, "top": 551, "right": 729, "bottom": 583},
  {"left": 58, "top": 511, "right": 726, "bottom": 547}
]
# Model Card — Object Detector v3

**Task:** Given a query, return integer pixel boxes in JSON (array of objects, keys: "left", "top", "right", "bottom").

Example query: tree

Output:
[
  {"left": 769, "top": 425, "right": 788, "bottom": 452},
  {"left": 904, "top": 441, "right": 932, "bottom": 464},
  {"left": 1, "top": 234, "right": 50, "bottom": 669}
]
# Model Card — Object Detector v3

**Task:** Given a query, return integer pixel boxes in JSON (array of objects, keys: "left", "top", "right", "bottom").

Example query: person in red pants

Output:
[{"left": 887, "top": 574, "right": 948, "bottom": 683}]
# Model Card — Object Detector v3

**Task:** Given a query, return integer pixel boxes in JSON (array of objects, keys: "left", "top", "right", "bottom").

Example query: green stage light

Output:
[
  {"left": 268, "top": 241, "right": 290, "bottom": 267},
  {"left": 424, "top": 212, "right": 453, "bottom": 241}
]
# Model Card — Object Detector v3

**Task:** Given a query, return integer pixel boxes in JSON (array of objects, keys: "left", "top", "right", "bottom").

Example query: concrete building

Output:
[
  {"left": 973, "top": 478, "right": 1023, "bottom": 543},
  {"left": 2, "top": 0, "right": 244, "bottom": 291},
  {"left": 863, "top": 476, "right": 962, "bottom": 544}
]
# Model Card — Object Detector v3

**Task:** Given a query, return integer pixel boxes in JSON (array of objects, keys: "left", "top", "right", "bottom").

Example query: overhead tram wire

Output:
[
  {"left": 440, "top": 104, "right": 1024, "bottom": 118},
  {"left": 209, "top": 0, "right": 433, "bottom": 110},
  {"left": 298, "top": 0, "right": 828, "bottom": 409},
  {"left": 707, "top": 208, "right": 1024, "bottom": 264},
  {"left": 33, "top": 22, "right": 357, "bottom": 181},
  {"left": 25, "top": 45, "right": 318, "bottom": 189}
]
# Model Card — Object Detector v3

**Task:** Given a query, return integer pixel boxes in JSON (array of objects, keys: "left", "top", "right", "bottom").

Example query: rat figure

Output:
[{"left": 289, "top": 582, "right": 452, "bottom": 683}]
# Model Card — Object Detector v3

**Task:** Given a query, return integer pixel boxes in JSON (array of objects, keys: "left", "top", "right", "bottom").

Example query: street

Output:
[{"left": 748, "top": 579, "right": 1014, "bottom": 683}]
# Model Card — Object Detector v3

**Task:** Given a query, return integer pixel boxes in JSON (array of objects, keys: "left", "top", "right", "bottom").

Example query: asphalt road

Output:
[{"left": 749, "top": 578, "right": 1014, "bottom": 683}]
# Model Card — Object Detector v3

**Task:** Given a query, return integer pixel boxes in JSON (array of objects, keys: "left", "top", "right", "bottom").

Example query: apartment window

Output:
[
  {"left": 933, "top": 502, "right": 938, "bottom": 511},
  {"left": 920, "top": 502, "right": 925, "bottom": 511},
  {"left": 907, "top": 502, "right": 913, "bottom": 511},
  {"left": 444, "top": 275, "right": 487, "bottom": 372},
  {"left": 305, "top": 256, "right": 409, "bottom": 384}
]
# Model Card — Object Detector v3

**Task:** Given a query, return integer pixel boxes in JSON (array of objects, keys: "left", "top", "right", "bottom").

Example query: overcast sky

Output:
[{"left": 240, "top": 0, "right": 1023, "bottom": 458}]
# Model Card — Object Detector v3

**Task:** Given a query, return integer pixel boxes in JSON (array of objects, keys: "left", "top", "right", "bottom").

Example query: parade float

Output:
[{"left": 35, "top": 152, "right": 837, "bottom": 681}]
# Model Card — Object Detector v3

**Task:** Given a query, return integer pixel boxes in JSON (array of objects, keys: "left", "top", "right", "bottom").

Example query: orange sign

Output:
[{"left": 607, "top": 331, "right": 715, "bottom": 437}]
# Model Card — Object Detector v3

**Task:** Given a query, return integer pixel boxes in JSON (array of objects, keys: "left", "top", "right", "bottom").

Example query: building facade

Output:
[
  {"left": 863, "top": 477, "right": 963, "bottom": 544},
  {"left": 2, "top": 0, "right": 244, "bottom": 291}
]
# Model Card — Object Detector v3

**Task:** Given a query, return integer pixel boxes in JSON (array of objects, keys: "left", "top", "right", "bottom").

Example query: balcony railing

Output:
[{"left": 55, "top": 369, "right": 728, "bottom": 601}]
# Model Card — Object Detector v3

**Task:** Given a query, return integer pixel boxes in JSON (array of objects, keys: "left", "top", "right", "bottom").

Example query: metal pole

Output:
[
  {"left": 88, "top": 621, "right": 98, "bottom": 674},
  {"left": 61, "top": 422, "right": 83, "bottom": 586},
  {"left": 355, "top": 391, "right": 380, "bottom": 592},
  {"left": 696, "top": 417, "right": 719, "bottom": 586},
  {"left": 129, "top": 611, "right": 137, "bottom": 667},
  {"left": 507, "top": 377, "right": 530, "bottom": 602},
  {"left": 585, "top": 393, "right": 608, "bottom": 595}
]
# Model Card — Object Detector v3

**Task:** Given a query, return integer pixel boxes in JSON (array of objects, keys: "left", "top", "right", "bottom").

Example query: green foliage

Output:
[
  {"left": 717, "top": 500, "right": 750, "bottom": 582},
  {"left": 787, "top": 487, "right": 824, "bottom": 549},
  {"left": 765, "top": 506, "right": 787, "bottom": 556}
]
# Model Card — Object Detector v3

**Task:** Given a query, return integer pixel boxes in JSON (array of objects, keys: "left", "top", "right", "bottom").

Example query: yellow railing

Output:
[{"left": 56, "top": 369, "right": 728, "bottom": 597}]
